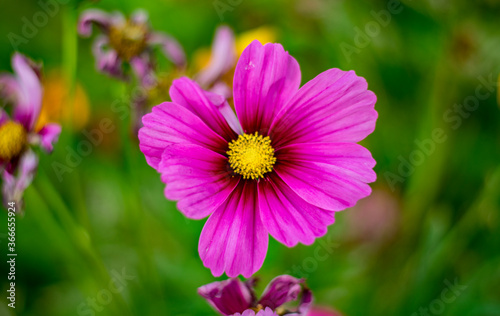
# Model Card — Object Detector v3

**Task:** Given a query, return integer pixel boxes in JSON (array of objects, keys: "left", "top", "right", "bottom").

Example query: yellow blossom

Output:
[
  {"left": 194, "top": 26, "right": 277, "bottom": 72},
  {"left": 36, "top": 71, "right": 90, "bottom": 131},
  {"left": 235, "top": 26, "right": 277, "bottom": 56}
]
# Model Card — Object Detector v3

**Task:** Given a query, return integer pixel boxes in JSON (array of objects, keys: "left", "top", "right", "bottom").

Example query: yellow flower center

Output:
[
  {"left": 227, "top": 132, "right": 276, "bottom": 180},
  {"left": 109, "top": 20, "right": 148, "bottom": 61},
  {"left": 251, "top": 304, "right": 264, "bottom": 312},
  {"left": 0, "top": 121, "right": 27, "bottom": 161}
]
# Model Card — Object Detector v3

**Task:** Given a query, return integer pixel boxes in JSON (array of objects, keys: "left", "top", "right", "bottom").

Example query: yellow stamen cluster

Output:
[
  {"left": 251, "top": 304, "right": 264, "bottom": 312},
  {"left": 0, "top": 121, "right": 27, "bottom": 161},
  {"left": 227, "top": 132, "right": 276, "bottom": 180},
  {"left": 109, "top": 20, "right": 148, "bottom": 61}
]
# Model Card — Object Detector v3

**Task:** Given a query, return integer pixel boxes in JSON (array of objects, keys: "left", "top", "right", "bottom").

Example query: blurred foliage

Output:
[{"left": 1, "top": 0, "right": 500, "bottom": 315}]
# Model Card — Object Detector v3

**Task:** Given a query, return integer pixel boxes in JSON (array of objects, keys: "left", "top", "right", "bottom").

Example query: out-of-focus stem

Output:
[
  {"left": 34, "top": 170, "right": 134, "bottom": 316},
  {"left": 62, "top": 3, "right": 90, "bottom": 230}
]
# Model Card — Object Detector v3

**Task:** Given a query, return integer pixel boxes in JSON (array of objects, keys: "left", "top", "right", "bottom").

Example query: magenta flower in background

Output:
[
  {"left": 139, "top": 40, "right": 377, "bottom": 277},
  {"left": 78, "top": 9, "right": 186, "bottom": 82},
  {"left": 345, "top": 188, "right": 399, "bottom": 246},
  {"left": 0, "top": 53, "right": 61, "bottom": 211},
  {"left": 198, "top": 275, "right": 312, "bottom": 316}
]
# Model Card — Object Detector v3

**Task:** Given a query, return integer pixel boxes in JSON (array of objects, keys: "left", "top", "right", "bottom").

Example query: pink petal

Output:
[
  {"left": 159, "top": 143, "right": 239, "bottom": 219},
  {"left": 209, "top": 81, "right": 233, "bottom": 100},
  {"left": 37, "top": 123, "right": 62, "bottom": 153},
  {"left": 92, "top": 36, "right": 127, "bottom": 80},
  {"left": 148, "top": 32, "right": 186, "bottom": 67},
  {"left": 139, "top": 102, "right": 228, "bottom": 170},
  {"left": 198, "top": 84, "right": 240, "bottom": 133},
  {"left": 196, "top": 26, "right": 236, "bottom": 88},
  {"left": 299, "top": 288, "right": 313, "bottom": 315},
  {"left": 0, "top": 108, "right": 9, "bottom": 125},
  {"left": 11, "top": 53, "right": 42, "bottom": 131},
  {"left": 270, "top": 68, "right": 377, "bottom": 148},
  {"left": 258, "top": 275, "right": 304, "bottom": 309},
  {"left": 198, "top": 278, "right": 253, "bottom": 315},
  {"left": 275, "top": 143, "right": 376, "bottom": 211},
  {"left": 2, "top": 150, "right": 38, "bottom": 211},
  {"left": 217, "top": 99, "right": 243, "bottom": 135},
  {"left": 233, "top": 41, "right": 301, "bottom": 135},
  {"left": 0, "top": 72, "right": 20, "bottom": 103},
  {"left": 258, "top": 173, "right": 335, "bottom": 247},
  {"left": 77, "top": 9, "right": 118, "bottom": 37},
  {"left": 234, "top": 308, "right": 279, "bottom": 316},
  {"left": 129, "top": 9, "right": 149, "bottom": 25},
  {"left": 169, "top": 77, "right": 237, "bottom": 142},
  {"left": 199, "top": 181, "right": 268, "bottom": 278},
  {"left": 256, "top": 308, "right": 280, "bottom": 316},
  {"left": 130, "top": 55, "right": 155, "bottom": 87}
]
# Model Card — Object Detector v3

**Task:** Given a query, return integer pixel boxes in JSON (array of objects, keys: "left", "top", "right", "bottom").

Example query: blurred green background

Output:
[{"left": 1, "top": 0, "right": 500, "bottom": 315}]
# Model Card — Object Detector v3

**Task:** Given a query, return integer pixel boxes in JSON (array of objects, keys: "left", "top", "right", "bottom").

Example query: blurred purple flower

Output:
[
  {"left": 193, "top": 25, "right": 278, "bottom": 100},
  {"left": 139, "top": 40, "right": 377, "bottom": 277},
  {"left": 0, "top": 53, "right": 61, "bottom": 211},
  {"left": 78, "top": 8, "right": 186, "bottom": 82},
  {"left": 132, "top": 25, "right": 235, "bottom": 116},
  {"left": 198, "top": 275, "right": 312, "bottom": 316},
  {"left": 345, "top": 188, "right": 400, "bottom": 246},
  {"left": 195, "top": 25, "right": 236, "bottom": 99}
]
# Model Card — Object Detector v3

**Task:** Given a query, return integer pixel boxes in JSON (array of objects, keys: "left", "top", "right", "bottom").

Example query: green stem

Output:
[
  {"left": 34, "top": 170, "right": 133, "bottom": 316},
  {"left": 62, "top": 5, "right": 77, "bottom": 107},
  {"left": 61, "top": 3, "right": 90, "bottom": 230},
  {"left": 422, "top": 165, "right": 500, "bottom": 275},
  {"left": 116, "top": 82, "right": 169, "bottom": 314}
]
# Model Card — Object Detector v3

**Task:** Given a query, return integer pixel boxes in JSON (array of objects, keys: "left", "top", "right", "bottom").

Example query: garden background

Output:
[{"left": 0, "top": 0, "right": 499, "bottom": 315}]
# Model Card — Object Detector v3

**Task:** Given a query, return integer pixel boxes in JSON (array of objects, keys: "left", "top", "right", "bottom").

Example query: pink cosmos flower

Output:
[
  {"left": 78, "top": 9, "right": 185, "bottom": 82},
  {"left": 198, "top": 275, "right": 312, "bottom": 316},
  {"left": 139, "top": 40, "right": 377, "bottom": 277},
  {"left": 0, "top": 53, "right": 61, "bottom": 211}
]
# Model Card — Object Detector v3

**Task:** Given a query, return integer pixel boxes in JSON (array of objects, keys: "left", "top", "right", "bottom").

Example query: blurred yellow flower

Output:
[
  {"left": 36, "top": 71, "right": 90, "bottom": 131},
  {"left": 191, "top": 25, "right": 277, "bottom": 101},
  {"left": 193, "top": 26, "right": 277, "bottom": 72},
  {"left": 235, "top": 26, "right": 277, "bottom": 56},
  {"left": 193, "top": 48, "right": 212, "bottom": 74}
]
